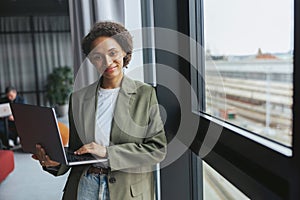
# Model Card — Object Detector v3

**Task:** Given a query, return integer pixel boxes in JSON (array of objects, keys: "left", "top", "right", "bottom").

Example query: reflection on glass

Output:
[
  {"left": 203, "top": 162, "right": 250, "bottom": 200},
  {"left": 203, "top": 0, "right": 294, "bottom": 146}
]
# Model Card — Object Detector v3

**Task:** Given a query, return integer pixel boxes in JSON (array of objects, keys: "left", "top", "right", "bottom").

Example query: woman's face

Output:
[{"left": 88, "top": 36, "right": 126, "bottom": 80}]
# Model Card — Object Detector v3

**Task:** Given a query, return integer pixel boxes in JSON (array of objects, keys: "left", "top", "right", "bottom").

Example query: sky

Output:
[{"left": 203, "top": 0, "right": 294, "bottom": 56}]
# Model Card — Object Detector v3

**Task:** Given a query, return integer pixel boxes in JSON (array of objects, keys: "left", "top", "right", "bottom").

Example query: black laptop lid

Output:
[{"left": 10, "top": 103, "right": 67, "bottom": 164}]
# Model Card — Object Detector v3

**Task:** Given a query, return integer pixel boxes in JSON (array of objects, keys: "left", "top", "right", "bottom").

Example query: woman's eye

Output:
[
  {"left": 92, "top": 55, "right": 102, "bottom": 61},
  {"left": 109, "top": 51, "right": 118, "bottom": 57}
]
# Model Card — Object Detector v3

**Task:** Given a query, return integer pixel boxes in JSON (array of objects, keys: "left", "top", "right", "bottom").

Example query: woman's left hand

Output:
[{"left": 74, "top": 142, "right": 107, "bottom": 158}]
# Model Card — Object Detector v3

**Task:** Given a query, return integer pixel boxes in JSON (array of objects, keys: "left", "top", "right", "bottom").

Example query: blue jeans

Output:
[{"left": 77, "top": 171, "right": 110, "bottom": 200}]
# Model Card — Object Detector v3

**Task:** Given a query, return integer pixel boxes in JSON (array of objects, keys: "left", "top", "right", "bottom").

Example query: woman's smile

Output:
[{"left": 104, "top": 66, "right": 117, "bottom": 73}]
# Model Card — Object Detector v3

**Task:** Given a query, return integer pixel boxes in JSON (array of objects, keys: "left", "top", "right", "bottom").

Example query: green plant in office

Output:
[{"left": 45, "top": 66, "right": 73, "bottom": 116}]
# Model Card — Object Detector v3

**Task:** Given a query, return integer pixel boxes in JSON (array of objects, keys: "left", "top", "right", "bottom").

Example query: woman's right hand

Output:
[{"left": 32, "top": 144, "right": 60, "bottom": 168}]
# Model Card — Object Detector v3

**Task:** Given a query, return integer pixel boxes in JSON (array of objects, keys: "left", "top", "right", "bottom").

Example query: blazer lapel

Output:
[
  {"left": 110, "top": 76, "right": 137, "bottom": 144},
  {"left": 82, "top": 81, "right": 100, "bottom": 143}
]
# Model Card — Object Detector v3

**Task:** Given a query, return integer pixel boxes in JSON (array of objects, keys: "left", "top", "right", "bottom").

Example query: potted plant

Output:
[{"left": 45, "top": 66, "right": 73, "bottom": 116}]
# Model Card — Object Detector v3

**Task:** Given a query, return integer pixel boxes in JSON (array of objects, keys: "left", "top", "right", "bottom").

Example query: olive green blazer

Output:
[{"left": 51, "top": 75, "right": 167, "bottom": 200}]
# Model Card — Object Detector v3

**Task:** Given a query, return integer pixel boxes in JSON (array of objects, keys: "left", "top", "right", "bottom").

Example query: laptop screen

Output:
[{"left": 0, "top": 103, "right": 12, "bottom": 117}]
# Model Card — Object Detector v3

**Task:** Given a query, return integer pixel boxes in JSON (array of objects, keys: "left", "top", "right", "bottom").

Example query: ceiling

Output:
[{"left": 0, "top": 0, "right": 69, "bottom": 16}]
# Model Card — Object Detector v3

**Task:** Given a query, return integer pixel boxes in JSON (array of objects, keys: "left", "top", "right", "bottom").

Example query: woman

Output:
[{"left": 33, "top": 21, "right": 167, "bottom": 200}]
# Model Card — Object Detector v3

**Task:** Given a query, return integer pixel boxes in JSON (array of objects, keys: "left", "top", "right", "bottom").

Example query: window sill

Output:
[{"left": 193, "top": 110, "right": 292, "bottom": 157}]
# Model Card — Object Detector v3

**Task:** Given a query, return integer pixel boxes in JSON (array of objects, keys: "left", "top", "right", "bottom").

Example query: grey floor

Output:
[{"left": 0, "top": 149, "right": 69, "bottom": 200}]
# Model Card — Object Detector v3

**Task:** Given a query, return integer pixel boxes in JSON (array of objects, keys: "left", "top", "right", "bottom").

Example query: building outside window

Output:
[{"left": 203, "top": 0, "right": 294, "bottom": 149}]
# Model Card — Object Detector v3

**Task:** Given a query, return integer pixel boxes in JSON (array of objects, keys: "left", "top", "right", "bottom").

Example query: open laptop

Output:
[
  {"left": 10, "top": 103, "right": 107, "bottom": 166},
  {"left": 0, "top": 103, "right": 12, "bottom": 117}
]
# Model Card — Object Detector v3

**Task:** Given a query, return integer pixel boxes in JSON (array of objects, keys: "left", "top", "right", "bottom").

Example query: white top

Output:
[{"left": 95, "top": 87, "right": 120, "bottom": 147}]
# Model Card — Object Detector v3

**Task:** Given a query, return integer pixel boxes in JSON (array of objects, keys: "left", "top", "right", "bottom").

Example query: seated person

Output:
[{"left": 0, "top": 86, "right": 26, "bottom": 146}]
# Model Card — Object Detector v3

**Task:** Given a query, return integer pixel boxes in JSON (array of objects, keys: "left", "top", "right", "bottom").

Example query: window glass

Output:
[
  {"left": 203, "top": 162, "right": 250, "bottom": 200},
  {"left": 203, "top": 0, "right": 294, "bottom": 146}
]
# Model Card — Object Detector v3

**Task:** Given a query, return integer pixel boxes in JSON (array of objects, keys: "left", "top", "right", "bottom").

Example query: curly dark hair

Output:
[{"left": 82, "top": 21, "right": 133, "bottom": 67}]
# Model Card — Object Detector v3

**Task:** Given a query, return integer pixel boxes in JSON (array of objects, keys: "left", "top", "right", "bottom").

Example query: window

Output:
[
  {"left": 187, "top": 0, "right": 299, "bottom": 198},
  {"left": 153, "top": 0, "right": 299, "bottom": 199},
  {"left": 0, "top": 16, "right": 72, "bottom": 105},
  {"left": 202, "top": 0, "right": 294, "bottom": 148},
  {"left": 203, "top": 162, "right": 250, "bottom": 200}
]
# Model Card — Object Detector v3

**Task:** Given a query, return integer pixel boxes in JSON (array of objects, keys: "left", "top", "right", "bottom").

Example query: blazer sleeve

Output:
[{"left": 107, "top": 87, "right": 167, "bottom": 171}]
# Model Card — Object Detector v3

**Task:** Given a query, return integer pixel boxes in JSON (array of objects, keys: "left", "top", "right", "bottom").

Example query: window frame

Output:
[{"left": 189, "top": 0, "right": 300, "bottom": 199}]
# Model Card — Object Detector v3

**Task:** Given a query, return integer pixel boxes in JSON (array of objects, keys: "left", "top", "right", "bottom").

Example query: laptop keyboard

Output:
[{"left": 65, "top": 148, "right": 96, "bottom": 162}]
